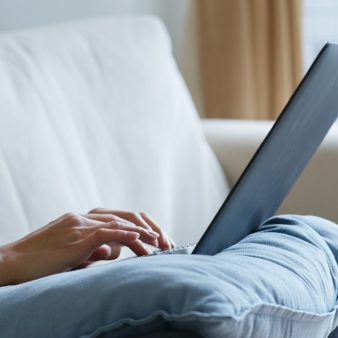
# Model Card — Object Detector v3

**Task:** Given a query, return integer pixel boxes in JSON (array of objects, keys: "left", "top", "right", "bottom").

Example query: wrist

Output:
[{"left": 0, "top": 245, "right": 17, "bottom": 286}]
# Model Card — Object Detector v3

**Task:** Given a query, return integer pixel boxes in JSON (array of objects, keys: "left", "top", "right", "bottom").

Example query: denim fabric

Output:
[{"left": 0, "top": 215, "right": 337, "bottom": 338}]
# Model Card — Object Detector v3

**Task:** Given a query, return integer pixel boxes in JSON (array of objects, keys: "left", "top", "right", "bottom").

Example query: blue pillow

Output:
[{"left": 0, "top": 215, "right": 338, "bottom": 338}]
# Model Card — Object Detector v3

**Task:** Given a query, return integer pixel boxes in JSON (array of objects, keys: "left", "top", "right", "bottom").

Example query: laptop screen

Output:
[{"left": 193, "top": 43, "right": 338, "bottom": 255}]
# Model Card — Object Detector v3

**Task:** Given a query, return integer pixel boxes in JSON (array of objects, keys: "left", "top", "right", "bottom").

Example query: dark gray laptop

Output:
[{"left": 149, "top": 42, "right": 338, "bottom": 257}]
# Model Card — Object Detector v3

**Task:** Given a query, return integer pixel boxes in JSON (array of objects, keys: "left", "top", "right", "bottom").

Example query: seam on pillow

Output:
[{"left": 81, "top": 303, "right": 338, "bottom": 338}]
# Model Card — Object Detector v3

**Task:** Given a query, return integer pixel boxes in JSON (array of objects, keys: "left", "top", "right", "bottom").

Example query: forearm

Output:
[{"left": 0, "top": 245, "right": 16, "bottom": 286}]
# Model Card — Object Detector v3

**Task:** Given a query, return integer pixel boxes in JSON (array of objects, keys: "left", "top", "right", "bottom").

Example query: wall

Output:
[{"left": 303, "top": 0, "right": 338, "bottom": 71}]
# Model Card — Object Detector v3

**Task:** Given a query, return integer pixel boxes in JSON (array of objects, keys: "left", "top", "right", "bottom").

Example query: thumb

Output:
[{"left": 87, "top": 244, "right": 112, "bottom": 261}]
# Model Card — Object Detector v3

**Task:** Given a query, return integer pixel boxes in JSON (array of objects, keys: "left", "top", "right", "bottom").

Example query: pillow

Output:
[{"left": 0, "top": 215, "right": 338, "bottom": 338}]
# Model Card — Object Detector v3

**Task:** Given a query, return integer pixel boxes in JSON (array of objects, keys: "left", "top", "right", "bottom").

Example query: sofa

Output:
[{"left": 0, "top": 15, "right": 338, "bottom": 338}]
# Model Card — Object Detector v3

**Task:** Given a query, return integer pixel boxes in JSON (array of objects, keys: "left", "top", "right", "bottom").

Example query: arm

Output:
[
  {"left": 0, "top": 246, "right": 15, "bottom": 286},
  {"left": 202, "top": 118, "right": 338, "bottom": 223},
  {"left": 0, "top": 208, "right": 174, "bottom": 286}
]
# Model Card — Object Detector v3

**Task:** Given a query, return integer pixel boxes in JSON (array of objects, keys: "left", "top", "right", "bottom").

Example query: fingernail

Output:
[{"left": 148, "top": 231, "right": 160, "bottom": 239}]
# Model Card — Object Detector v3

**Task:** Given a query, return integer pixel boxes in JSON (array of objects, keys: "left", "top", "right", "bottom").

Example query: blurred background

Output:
[{"left": 0, "top": 0, "right": 336, "bottom": 119}]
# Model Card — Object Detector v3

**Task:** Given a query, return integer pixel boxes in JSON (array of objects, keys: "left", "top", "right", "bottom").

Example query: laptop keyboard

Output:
[
  {"left": 148, "top": 243, "right": 196, "bottom": 256},
  {"left": 87, "top": 243, "right": 197, "bottom": 269}
]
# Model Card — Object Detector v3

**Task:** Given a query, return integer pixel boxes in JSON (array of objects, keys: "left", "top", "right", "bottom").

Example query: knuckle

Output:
[
  {"left": 121, "top": 230, "right": 128, "bottom": 238},
  {"left": 94, "top": 228, "right": 105, "bottom": 240},
  {"left": 127, "top": 211, "right": 136, "bottom": 218},
  {"left": 89, "top": 207, "right": 102, "bottom": 214},
  {"left": 111, "top": 221, "right": 122, "bottom": 229},
  {"left": 123, "top": 219, "right": 135, "bottom": 227},
  {"left": 65, "top": 212, "right": 81, "bottom": 223},
  {"left": 155, "top": 227, "right": 164, "bottom": 235},
  {"left": 125, "top": 221, "right": 138, "bottom": 229},
  {"left": 69, "top": 229, "right": 83, "bottom": 241},
  {"left": 139, "top": 211, "right": 148, "bottom": 218}
]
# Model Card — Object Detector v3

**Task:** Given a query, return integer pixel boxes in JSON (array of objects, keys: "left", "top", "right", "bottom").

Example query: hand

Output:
[
  {"left": 0, "top": 209, "right": 175, "bottom": 286},
  {"left": 87, "top": 208, "right": 175, "bottom": 257}
]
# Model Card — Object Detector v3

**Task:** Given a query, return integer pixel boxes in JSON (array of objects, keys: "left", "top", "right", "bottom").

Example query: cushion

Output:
[
  {"left": 1, "top": 215, "right": 338, "bottom": 338},
  {"left": 0, "top": 16, "right": 228, "bottom": 245}
]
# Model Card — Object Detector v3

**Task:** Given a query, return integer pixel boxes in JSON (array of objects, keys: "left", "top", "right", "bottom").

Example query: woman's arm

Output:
[
  {"left": 0, "top": 208, "right": 174, "bottom": 286},
  {"left": 0, "top": 245, "right": 16, "bottom": 286}
]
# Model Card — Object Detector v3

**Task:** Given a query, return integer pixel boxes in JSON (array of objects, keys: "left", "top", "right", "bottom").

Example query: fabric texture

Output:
[
  {"left": 0, "top": 16, "right": 228, "bottom": 246},
  {"left": 197, "top": 0, "right": 303, "bottom": 119},
  {"left": 1, "top": 215, "right": 338, "bottom": 338}
]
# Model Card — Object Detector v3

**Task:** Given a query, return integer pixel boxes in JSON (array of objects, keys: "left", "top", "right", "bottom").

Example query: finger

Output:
[
  {"left": 86, "top": 243, "right": 122, "bottom": 261},
  {"left": 88, "top": 207, "right": 111, "bottom": 214},
  {"left": 106, "top": 243, "right": 122, "bottom": 259},
  {"left": 148, "top": 239, "right": 159, "bottom": 248},
  {"left": 85, "top": 228, "right": 140, "bottom": 254},
  {"left": 169, "top": 239, "right": 176, "bottom": 248},
  {"left": 111, "top": 211, "right": 153, "bottom": 231},
  {"left": 124, "top": 239, "right": 152, "bottom": 256},
  {"left": 86, "top": 244, "right": 112, "bottom": 261},
  {"left": 77, "top": 244, "right": 121, "bottom": 268},
  {"left": 82, "top": 213, "right": 124, "bottom": 223},
  {"left": 88, "top": 209, "right": 153, "bottom": 231},
  {"left": 140, "top": 213, "right": 172, "bottom": 250},
  {"left": 164, "top": 233, "right": 176, "bottom": 249},
  {"left": 163, "top": 233, "right": 173, "bottom": 250},
  {"left": 86, "top": 209, "right": 168, "bottom": 247},
  {"left": 82, "top": 215, "right": 160, "bottom": 243}
]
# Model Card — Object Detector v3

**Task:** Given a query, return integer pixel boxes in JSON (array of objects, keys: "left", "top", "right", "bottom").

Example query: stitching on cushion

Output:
[{"left": 81, "top": 304, "right": 338, "bottom": 338}]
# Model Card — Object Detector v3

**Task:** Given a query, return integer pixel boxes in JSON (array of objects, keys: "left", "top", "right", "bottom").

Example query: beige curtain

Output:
[{"left": 197, "top": 0, "right": 303, "bottom": 119}]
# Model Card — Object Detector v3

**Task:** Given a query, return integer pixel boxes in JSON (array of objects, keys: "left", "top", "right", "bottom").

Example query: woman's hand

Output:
[
  {"left": 0, "top": 209, "right": 174, "bottom": 286},
  {"left": 87, "top": 208, "right": 175, "bottom": 255}
]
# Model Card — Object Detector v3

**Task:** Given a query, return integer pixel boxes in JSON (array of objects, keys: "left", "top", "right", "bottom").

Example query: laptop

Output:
[{"left": 102, "top": 42, "right": 338, "bottom": 262}]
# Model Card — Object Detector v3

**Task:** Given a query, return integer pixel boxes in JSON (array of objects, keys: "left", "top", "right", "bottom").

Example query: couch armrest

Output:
[{"left": 202, "top": 119, "right": 338, "bottom": 223}]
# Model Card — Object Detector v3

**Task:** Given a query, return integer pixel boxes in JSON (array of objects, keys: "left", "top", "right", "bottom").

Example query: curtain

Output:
[{"left": 197, "top": 0, "right": 303, "bottom": 119}]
